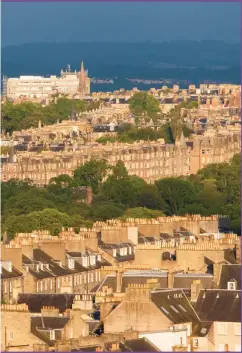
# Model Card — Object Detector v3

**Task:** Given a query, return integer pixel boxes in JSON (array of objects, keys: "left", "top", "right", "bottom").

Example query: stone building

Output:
[
  {"left": 1, "top": 131, "right": 240, "bottom": 186},
  {"left": 0, "top": 261, "right": 24, "bottom": 303},
  {"left": 3, "top": 62, "right": 90, "bottom": 100}
]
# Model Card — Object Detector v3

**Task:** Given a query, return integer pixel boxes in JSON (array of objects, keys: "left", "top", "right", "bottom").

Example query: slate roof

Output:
[
  {"left": 90, "top": 271, "right": 168, "bottom": 293},
  {"left": 151, "top": 289, "right": 199, "bottom": 324},
  {"left": 194, "top": 289, "right": 241, "bottom": 322},
  {"left": 1, "top": 266, "right": 23, "bottom": 280},
  {"left": 32, "top": 316, "right": 69, "bottom": 330},
  {"left": 17, "top": 293, "right": 75, "bottom": 313},
  {"left": 191, "top": 321, "right": 213, "bottom": 337},
  {"left": 119, "top": 338, "right": 160, "bottom": 352},
  {"left": 224, "top": 249, "right": 238, "bottom": 264},
  {"left": 24, "top": 248, "right": 109, "bottom": 280},
  {"left": 76, "top": 338, "right": 160, "bottom": 352},
  {"left": 219, "top": 264, "right": 241, "bottom": 290},
  {"left": 173, "top": 274, "right": 215, "bottom": 290}
]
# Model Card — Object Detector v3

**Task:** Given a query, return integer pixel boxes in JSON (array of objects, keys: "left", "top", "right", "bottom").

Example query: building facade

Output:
[
  {"left": 1, "top": 131, "right": 240, "bottom": 186},
  {"left": 4, "top": 62, "right": 90, "bottom": 99}
]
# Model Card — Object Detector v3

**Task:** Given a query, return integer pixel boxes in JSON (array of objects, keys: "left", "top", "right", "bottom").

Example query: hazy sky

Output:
[{"left": 1, "top": 1, "right": 241, "bottom": 47}]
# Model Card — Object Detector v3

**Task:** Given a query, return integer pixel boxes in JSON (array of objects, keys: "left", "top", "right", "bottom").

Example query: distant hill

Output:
[{"left": 1, "top": 41, "right": 240, "bottom": 90}]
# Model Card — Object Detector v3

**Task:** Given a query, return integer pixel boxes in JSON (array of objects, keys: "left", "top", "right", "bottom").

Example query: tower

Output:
[{"left": 78, "top": 61, "right": 90, "bottom": 95}]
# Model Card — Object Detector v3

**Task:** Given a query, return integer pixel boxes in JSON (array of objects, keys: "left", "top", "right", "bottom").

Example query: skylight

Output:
[
  {"left": 161, "top": 306, "right": 169, "bottom": 315},
  {"left": 178, "top": 304, "right": 187, "bottom": 312},
  {"left": 170, "top": 305, "right": 179, "bottom": 313}
]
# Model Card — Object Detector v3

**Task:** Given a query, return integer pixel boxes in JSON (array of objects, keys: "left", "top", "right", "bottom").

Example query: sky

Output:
[{"left": 1, "top": 1, "right": 241, "bottom": 47}]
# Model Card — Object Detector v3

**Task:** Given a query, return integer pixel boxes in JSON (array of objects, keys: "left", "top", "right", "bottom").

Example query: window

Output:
[
  {"left": 45, "top": 280, "right": 48, "bottom": 291},
  {"left": 234, "top": 323, "right": 241, "bottom": 335},
  {"left": 50, "top": 330, "right": 55, "bottom": 340},
  {"left": 160, "top": 306, "right": 169, "bottom": 315},
  {"left": 234, "top": 344, "right": 241, "bottom": 352},
  {"left": 227, "top": 281, "right": 236, "bottom": 290},
  {"left": 57, "top": 279, "right": 60, "bottom": 289},
  {"left": 9, "top": 281, "right": 12, "bottom": 293},
  {"left": 193, "top": 339, "right": 199, "bottom": 348},
  {"left": 68, "top": 258, "right": 75, "bottom": 269},
  {"left": 178, "top": 304, "right": 187, "bottom": 312},
  {"left": 4, "top": 282, "right": 7, "bottom": 294},
  {"left": 50, "top": 279, "right": 53, "bottom": 290},
  {"left": 170, "top": 305, "right": 179, "bottom": 313},
  {"left": 218, "top": 323, "right": 227, "bottom": 335}
]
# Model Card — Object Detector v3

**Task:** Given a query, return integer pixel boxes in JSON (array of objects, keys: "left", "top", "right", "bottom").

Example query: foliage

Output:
[
  {"left": 155, "top": 178, "right": 198, "bottom": 215},
  {"left": 129, "top": 92, "right": 161, "bottom": 119},
  {"left": 74, "top": 159, "right": 109, "bottom": 194},
  {"left": 1, "top": 98, "right": 101, "bottom": 134},
  {"left": 122, "top": 207, "right": 163, "bottom": 219},
  {"left": 1, "top": 154, "right": 240, "bottom": 238}
]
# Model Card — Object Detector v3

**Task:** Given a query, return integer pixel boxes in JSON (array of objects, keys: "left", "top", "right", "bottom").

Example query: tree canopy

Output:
[{"left": 1, "top": 154, "right": 240, "bottom": 238}]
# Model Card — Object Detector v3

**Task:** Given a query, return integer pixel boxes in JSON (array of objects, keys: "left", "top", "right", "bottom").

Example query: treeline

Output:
[
  {"left": 1, "top": 154, "right": 240, "bottom": 238},
  {"left": 96, "top": 123, "right": 192, "bottom": 145},
  {"left": 1, "top": 98, "right": 101, "bottom": 134}
]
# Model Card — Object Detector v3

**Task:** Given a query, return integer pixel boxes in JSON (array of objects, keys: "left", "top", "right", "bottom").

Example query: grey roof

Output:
[
  {"left": 151, "top": 289, "right": 199, "bottom": 324},
  {"left": 194, "top": 289, "right": 241, "bottom": 322},
  {"left": 18, "top": 293, "right": 75, "bottom": 313},
  {"left": 219, "top": 264, "right": 241, "bottom": 290}
]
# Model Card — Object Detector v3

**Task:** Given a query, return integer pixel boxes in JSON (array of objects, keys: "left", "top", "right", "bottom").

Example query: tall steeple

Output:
[{"left": 78, "top": 60, "right": 90, "bottom": 95}]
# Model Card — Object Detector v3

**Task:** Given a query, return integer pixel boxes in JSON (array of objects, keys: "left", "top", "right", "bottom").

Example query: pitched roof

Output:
[
  {"left": 32, "top": 316, "right": 69, "bottom": 330},
  {"left": 119, "top": 338, "right": 160, "bottom": 352},
  {"left": 18, "top": 293, "right": 75, "bottom": 313},
  {"left": 219, "top": 264, "right": 241, "bottom": 289},
  {"left": 194, "top": 289, "right": 241, "bottom": 322},
  {"left": 191, "top": 321, "right": 213, "bottom": 337},
  {"left": 90, "top": 271, "right": 168, "bottom": 293},
  {"left": 1, "top": 266, "right": 23, "bottom": 280},
  {"left": 173, "top": 274, "right": 215, "bottom": 290},
  {"left": 151, "top": 289, "right": 199, "bottom": 324}
]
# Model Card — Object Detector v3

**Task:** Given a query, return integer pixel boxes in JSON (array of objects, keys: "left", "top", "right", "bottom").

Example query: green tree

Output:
[
  {"left": 74, "top": 159, "right": 109, "bottom": 194},
  {"left": 137, "top": 185, "right": 163, "bottom": 210},
  {"left": 155, "top": 178, "right": 198, "bottom": 215},
  {"left": 129, "top": 92, "right": 161, "bottom": 120},
  {"left": 91, "top": 203, "right": 124, "bottom": 221},
  {"left": 122, "top": 207, "right": 163, "bottom": 219}
]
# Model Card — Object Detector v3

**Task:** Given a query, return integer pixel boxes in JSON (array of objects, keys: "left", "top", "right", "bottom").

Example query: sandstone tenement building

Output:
[{"left": 1, "top": 130, "right": 240, "bottom": 185}]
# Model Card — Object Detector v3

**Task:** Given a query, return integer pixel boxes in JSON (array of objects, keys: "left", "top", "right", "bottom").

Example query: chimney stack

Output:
[
  {"left": 116, "top": 269, "right": 123, "bottom": 293},
  {"left": 168, "top": 271, "right": 174, "bottom": 289},
  {"left": 191, "top": 280, "right": 203, "bottom": 302}
]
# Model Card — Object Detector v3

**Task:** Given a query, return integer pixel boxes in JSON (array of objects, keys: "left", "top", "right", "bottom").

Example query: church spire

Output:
[{"left": 81, "top": 61, "right": 84, "bottom": 72}]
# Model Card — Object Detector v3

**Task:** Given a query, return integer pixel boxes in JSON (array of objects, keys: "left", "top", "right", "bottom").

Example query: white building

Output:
[{"left": 4, "top": 64, "right": 90, "bottom": 99}]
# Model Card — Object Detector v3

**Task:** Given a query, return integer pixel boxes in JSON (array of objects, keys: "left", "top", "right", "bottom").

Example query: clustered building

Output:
[
  {"left": 1, "top": 129, "right": 240, "bottom": 185},
  {"left": 1, "top": 215, "right": 241, "bottom": 352},
  {"left": 3, "top": 62, "right": 90, "bottom": 99}
]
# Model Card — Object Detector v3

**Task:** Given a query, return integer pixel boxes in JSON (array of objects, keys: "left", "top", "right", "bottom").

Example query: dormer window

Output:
[
  {"left": 227, "top": 281, "right": 237, "bottom": 290},
  {"left": 97, "top": 254, "right": 101, "bottom": 262},
  {"left": 90, "top": 255, "right": 96, "bottom": 266},
  {"left": 50, "top": 330, "right": 55, "bottom": 340},
  {"left": 36, "top": 264, "right": 40, "bottom": 272},
  {"left": 68, "top": 258, "right": 75, "bottom": 269},
  {"left": 82, "top": 257, "right": 89, "bottom": 267},
  {"left": 120, "top": 248, "right": 124, "bottom": 256},
  {"left": 113, "top": 249, "right": 117, "bottom": 257},
  {"left": 128, "top": 246, "right": 132, "bottom": 255},
  {"left": 40, "top": 263, "right": 44, "bottom": 271},
  {"left": 124, "top": 247, "right": 128, "bottom": 256}
]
